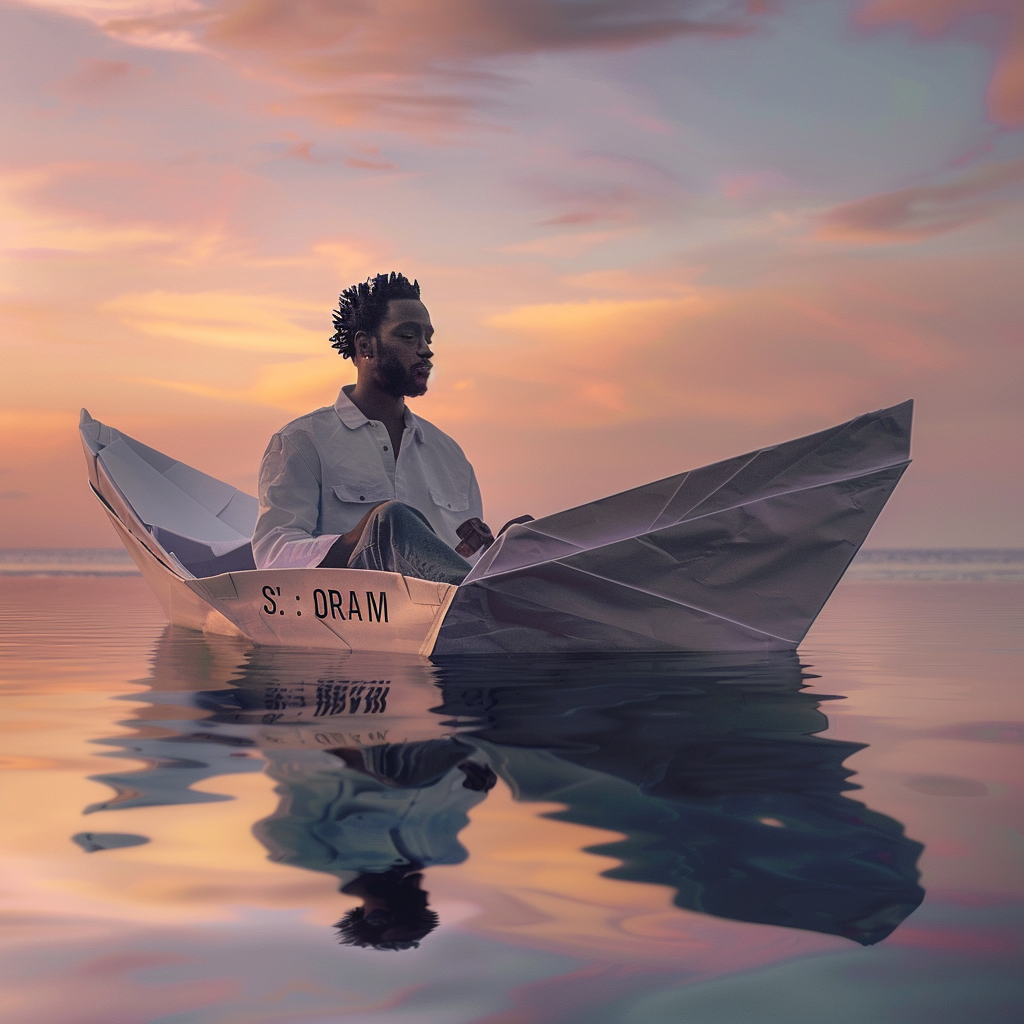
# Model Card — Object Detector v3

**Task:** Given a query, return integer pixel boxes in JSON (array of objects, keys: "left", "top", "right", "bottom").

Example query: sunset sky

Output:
[{"left": 2, "top": 0, "right": 1022, "bottom": 548}]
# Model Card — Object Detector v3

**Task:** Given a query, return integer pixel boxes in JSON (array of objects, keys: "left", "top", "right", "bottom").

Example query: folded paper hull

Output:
[{"left": 80, "top": 400, "right": 911, "bottom": 654}]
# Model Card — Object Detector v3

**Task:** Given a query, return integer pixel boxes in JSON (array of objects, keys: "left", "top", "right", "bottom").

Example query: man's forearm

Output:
[{"left": 252, "top": 521, "right": 341, "bottom": 570}]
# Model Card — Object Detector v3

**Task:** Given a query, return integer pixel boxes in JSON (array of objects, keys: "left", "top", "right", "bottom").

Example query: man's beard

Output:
[{"left": 374, "top": 352, "right": 428, "bottom": 398}]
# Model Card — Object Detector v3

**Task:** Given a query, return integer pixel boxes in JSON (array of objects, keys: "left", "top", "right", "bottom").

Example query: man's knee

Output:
[{"left": 374, "top": 501, "right": 432, "bottom": 530}]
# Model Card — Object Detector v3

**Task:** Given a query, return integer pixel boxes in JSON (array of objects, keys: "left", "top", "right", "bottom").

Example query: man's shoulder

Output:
[
  {"left": 262, "top": 406, "right": 338, "bottom": 467},
  {"left": 274, "top": 405, "right": 336, "bottom": 438}
]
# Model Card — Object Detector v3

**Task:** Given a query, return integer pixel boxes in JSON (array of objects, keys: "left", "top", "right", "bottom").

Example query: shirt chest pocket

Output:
[
  {"left": 428, "top": 485, "right": 470, "bottom": 514},
  {"left": 332, "top": 481, "right": 394, "bottom": 506}
]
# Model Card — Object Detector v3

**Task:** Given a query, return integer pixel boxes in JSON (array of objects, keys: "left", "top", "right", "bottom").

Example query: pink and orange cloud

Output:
[
  {"left": 18, "top": 0, "right": 776, "bottom": 129},
  {"left": 818, "top": 156, "right": 1024, "bottom": 240}
]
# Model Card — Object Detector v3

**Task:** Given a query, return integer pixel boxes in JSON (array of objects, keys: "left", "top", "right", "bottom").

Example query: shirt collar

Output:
[{"left": 334, "top": 385, "right": 425, "bottom": 443}]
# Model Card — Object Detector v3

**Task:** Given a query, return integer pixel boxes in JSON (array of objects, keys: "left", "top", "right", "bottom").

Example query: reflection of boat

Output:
[
  {"left": 85, "top": 631, "right": 453, "bottom": 809},
  {"left": 80, "top": 400, "right": 911, "bottom": 653},
  {"left": 435, "top": 653, "right": 926, "bottom": 946},
  {"left": 82, "top": 635, "right": 924, "bottom": 945}
]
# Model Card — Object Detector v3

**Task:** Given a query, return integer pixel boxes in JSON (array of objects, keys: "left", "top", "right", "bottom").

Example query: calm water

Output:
[{"left": 1, "top": 558, "right": 1022, "bottom": 1023}]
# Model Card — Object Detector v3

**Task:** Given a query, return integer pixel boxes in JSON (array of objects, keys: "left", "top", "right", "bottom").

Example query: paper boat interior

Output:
[{"left": 80, "top": 400, "right": 912, "bottom": 655}]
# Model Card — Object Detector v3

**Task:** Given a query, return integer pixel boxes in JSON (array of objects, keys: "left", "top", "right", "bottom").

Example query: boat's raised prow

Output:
[
  {"left": 81, "top": 401, "right": 912, "bottom": 655},
  {"left": 434, "top": 399, "right": 913, "bottom": 654}
]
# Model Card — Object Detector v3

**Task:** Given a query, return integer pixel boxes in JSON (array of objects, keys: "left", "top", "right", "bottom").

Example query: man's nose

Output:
[{"left": 419, "top": 339, "right": 433, "bottom": 358}]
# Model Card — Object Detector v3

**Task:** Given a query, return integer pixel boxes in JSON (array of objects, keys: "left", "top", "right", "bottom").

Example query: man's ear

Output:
[{"left": 354, "top": 331, "right": 375, "bottom": 360}]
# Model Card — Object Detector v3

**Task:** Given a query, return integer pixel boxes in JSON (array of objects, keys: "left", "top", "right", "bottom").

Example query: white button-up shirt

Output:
[{"left": 252, "top": 386, "right": 484, "bottom": 570}]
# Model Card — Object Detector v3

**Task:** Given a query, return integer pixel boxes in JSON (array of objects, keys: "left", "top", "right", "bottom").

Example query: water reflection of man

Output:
[{"left": 254, "top": 738, "right": 496, "bottom": 951}]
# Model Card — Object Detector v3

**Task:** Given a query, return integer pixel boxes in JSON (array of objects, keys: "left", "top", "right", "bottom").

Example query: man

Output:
[{"left": 252, "top": 272, "right": 494, "bottom": 583}]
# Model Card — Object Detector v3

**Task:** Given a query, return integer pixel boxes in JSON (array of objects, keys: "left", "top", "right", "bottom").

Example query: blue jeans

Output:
[{"left": 348, "top": 501, "right": 471, "bottom": 585}]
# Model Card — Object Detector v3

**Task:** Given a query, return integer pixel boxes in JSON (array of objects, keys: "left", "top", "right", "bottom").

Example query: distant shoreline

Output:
[{"left": 2, "top": 548, "right": 1022, "bottom": 582}]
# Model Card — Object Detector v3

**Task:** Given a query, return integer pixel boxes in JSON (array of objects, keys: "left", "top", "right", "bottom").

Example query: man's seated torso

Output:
[{"left": 253, "top": 385, "right": 482, "bottom": 570}]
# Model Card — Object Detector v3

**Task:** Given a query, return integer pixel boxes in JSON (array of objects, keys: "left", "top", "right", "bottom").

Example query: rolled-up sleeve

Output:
[{"left": 252, "top": 432, "right": 340, "bottom": 570}]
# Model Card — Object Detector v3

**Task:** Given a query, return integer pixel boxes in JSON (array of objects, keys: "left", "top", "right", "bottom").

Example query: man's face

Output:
[{"left": 369, "top": 298, "right": 434, "bottom": 398}]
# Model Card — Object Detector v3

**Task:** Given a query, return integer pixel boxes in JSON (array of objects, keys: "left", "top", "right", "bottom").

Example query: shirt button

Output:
[
  {"left": 359, "top": 496, "right": 365, "bottom": 501},
  {"left": 383, "top": 445, "right": 389, "bottom": 451}
]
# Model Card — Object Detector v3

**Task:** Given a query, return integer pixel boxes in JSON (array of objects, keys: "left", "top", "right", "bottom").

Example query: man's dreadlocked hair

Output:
[
  {"left": 333, "top": 904, "right": 440, "bottom": 952},
  {"left": 330, "top": 272, "right": 421, "bottom": 360},
  {"left": 334, "top": 869, "right": 439, "bottom": 952}
]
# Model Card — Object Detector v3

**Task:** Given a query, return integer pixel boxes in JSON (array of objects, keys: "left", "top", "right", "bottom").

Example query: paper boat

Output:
[{"left": 80, "top": 400, "right": 911, "bottom": 654}]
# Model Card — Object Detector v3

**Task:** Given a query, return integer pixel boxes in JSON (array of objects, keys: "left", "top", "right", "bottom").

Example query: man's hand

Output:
[
  {"left": 454, "top": 514, "right": 536, "bottom": 557},
  {"left": 457, "top": 761, "right": 498, "bottom": 792},
  {"left": 455, "top": 517, "right": 495, "bottom": 557}
]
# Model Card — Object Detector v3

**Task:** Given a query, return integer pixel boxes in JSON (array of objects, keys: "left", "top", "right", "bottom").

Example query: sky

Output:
[{"left": 1, "top": 0, "right": 1022, "bottom": 548}]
